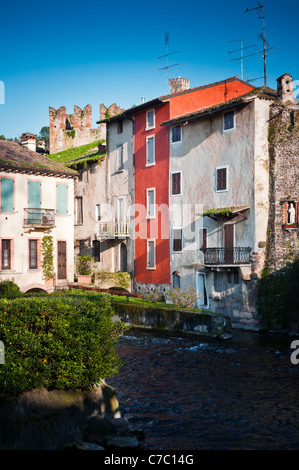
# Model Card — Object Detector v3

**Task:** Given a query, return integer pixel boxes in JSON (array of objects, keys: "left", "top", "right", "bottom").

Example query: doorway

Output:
[
  {"left": 197, "top": 272, "right": 208, "bottom": 308},
  {"left": 57, "top": 241, "right": 67, "bottom": 279}
]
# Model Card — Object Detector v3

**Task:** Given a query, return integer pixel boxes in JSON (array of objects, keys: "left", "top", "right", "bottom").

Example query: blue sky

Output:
[{"left": 0, "top": 0, "right": 298, "bottom": 140}]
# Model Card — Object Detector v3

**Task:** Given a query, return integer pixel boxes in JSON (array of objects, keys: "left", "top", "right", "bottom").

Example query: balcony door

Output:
[
  {"left": 57, "top": 241, "right": 67, "bottom": 280},
  {"left": 224, "top": 223, "right": 234, "bottom": 264},
  {"left": 28, "top": 181, "right": 41, "bottom": 224}
]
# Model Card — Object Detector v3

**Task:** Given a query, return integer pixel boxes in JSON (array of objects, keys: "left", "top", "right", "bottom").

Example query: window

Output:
[
  {"left": 173, "top": 271, "right": 181, "bottom": 288},
  {"left": 1, "top": 239, "right": 11, "bottom": 270},
  {"left": 117, "top": 144, "right": 124, "bottom": 171},
  {"left": 75, "top": 197, "right": 83, "bottom": 225},
  {"left": 199, "top": 228, "right": 207, "bottom": 251},
  {"left": 147, "top": 240, "right": 155, "bottom": 268},
  {"left": 56, "top": 183, "right": 68, "bottom": 214},
  {"left": 171, "top": 125, "right": 181, "bottom": 143},
  {"left": 173, "top": 228, "right": 182, "bottom": 252},
  {"left": 223, "top": 110, "right": 235, "bottom": 131},
  {"left": 95, "top": 204, "right": 101, "bottom": 221},
  {"left": 146, "top": 136, "right": 155, "bottom": 165},
  {"left": 216, "top": 167, "right": 228, "bottom": 192},
  {"left": 146, "top": 109, "right": 155, "bottom": 129},
  {"left": 171, "top": 172, "right": 181, "bottom": 195},
  {"left": 29, "top": 239, "right": 38, "bottom": 269},
  {"left": 117, "top": 121, "right": 123, "bottom": 134},
  {"left": 0, "top": 177, "right": 14, "bottom": 211},
  {"left": 92, "top": 240, "right": 101, "bottom": 262},
  {"left": 146, "top": 188, "right": 155, "bottom": 218}
]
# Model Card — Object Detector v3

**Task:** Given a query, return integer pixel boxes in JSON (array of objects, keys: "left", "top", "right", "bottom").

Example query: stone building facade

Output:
[{"left": 49, "top": 104, "right": 104, "bottom": 154}]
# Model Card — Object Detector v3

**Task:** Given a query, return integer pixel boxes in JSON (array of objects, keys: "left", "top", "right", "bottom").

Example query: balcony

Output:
[
  {"left": 98, "top": 221, "right": 129, "bottom": 238},
  {"left": 203, "top": 247, "right": 251, "bottom": 266},
  {"left": 24, "top": 208, "right": 55, "bottom": 229}
]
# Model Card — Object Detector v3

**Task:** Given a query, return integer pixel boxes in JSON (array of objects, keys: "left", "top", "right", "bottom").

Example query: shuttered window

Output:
[
  {"left": 1, "top": 239, "right": 11, "bottom": 270},
  {"left": 29, "top": 239, "right": 38, "bottom": 269},
  {"left": 171, "top": 125, "right": 181, "bottom": 142},
  {"left": 93, "top": 240, "right": 101, "bottom": 262},
  {"left": 147, "top": 240, "right": 155, "bottom": 268},
  {"left": 171, "top": 172, "right": 181, "bottom": 195},
  {"left": 146, "top": 189, "right": 155, "bottom": 218},
  {"left": 1, "top": 178, "right": 14, "bottom": 211},
  {"left": 199, "top": 228, "right": 207, "bottom": 250},
  {"left": 216, "top": 167, "right": 227, "bottom": 191},
  {"left": 223, "top": 111, "right": 235, "bottom": 131},
  {"left": 146, "top": 136, "right": 155, "bottom": 165},
  {"left": 56, "top": 184, "right": 68, "bottom": 214},
  {"left": 173, "top": 229, "right": 182, "bottom": 252}
]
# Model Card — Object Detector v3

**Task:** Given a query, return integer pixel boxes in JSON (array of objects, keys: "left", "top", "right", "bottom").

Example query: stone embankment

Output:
[
  {"left": 112, "top": 302, "right": 232, "bottom": 339},
  {"left": 0, "top": 381, "right": 143, "bottom": 450}
]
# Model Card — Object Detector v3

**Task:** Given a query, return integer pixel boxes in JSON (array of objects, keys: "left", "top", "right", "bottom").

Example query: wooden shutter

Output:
[
  {"left": 173, "top": 229, "right": 182, "bottom": 252},
  {"left": 29, "top": 240, "right": 38, "bottom": 269},
  {"left": 57, "top": 241, "right": 67, "bottom": 279},
  {"left": 1, "top": 239, "right": 11, "bottom": 270},
  {"left": 217, "top": 168, "right": 227, "bottom": 191},
  {"left": 57, "top": 184, "right": 68, "bottom": 214},
  {"left": 172, "top": 173, "right": 181, "bottom": 195},
  {"left": 199, "top": 228, "right": 207, "bottom": 250},
  {"left": 1, "top": 178, "right": 14, "bottom": 211}
]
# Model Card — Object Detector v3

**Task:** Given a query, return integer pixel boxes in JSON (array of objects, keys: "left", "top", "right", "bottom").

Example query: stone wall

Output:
[{"left": 265, "top": 104, "right": 299, "bottom": 273}]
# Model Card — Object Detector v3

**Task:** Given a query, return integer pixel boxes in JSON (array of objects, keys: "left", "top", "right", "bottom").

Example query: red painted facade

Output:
[{"left": 133, "top": 78, "right": 254, "bottom": 286}]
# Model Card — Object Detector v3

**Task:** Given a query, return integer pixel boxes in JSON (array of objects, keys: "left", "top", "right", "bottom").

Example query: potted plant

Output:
[
  {"left": 41, "top": 235, "right": 55, "bottom": 286},
  {"left": 76, "top": 255, "right": 93, "bottom": 284}
]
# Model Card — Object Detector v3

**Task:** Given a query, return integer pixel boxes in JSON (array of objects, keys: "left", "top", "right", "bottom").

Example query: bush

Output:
[
  {"left": 76, "top": 256, "right": 93, "bottom": 275},
  {"left": 0, "top": 280, "right": 21, "bottom": 299},
  {"left": 0, "top": 290, "right": 126, "bottom": 395},
  {"left": 165, "top": 287, "right": 200, "bottom": 309}
]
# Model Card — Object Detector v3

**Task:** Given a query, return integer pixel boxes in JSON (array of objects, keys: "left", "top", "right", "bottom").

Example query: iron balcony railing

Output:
[
  {"left": 98, "top": 221, "right": 129, "bottom": 238},
  {"left": 203, "top": 247, "right": 252, "bottom": 265},
  {"left": 24, "top": 208, "right": 55, "bottom": 228}
]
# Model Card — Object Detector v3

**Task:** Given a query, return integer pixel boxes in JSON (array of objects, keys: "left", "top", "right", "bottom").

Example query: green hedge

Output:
[
  {"left": 0, "top": 290, "right": 125, "bottom": 395},
  {"left": 257, "top": 260, "right": 299, "bottom": 330}
]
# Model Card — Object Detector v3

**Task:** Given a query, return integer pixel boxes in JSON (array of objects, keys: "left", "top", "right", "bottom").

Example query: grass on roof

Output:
[{"left": 48, "top": 140, "right": 105, "bottom": 164}]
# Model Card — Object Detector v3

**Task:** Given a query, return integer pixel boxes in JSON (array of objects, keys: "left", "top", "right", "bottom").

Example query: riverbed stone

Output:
[{"left": 106, "top": 435, "right": 140, "bottom": 449}]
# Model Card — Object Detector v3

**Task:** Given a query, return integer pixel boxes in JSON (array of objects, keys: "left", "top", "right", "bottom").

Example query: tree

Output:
[{"left": 38, "top": 126, "right": 49, "bottom": 150}]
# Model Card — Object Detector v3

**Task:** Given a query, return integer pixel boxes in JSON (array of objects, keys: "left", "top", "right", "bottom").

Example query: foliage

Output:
[
  {"left": 41, "top": 236, "right": 55, "bottom": 280},
  {"left": 165, "top": 287, "right": 201, "bottom": 309},
  {"left": 257, "top": 260, "right": 299, "bottom": 330},
  {"left": 0, "top": 290, "right": 125, "bottom": 395},
  {"left": 76, "top": 256, "right": 93, "bottom": 275},
  {"left": 37, "top": 126, "right": 49, "bottom": 150},
  {"left": 48, "top": 140, "right": 105, "bottom": 164},
  {"left": 0, "top": 280, "right": 21, "bottom": 299}
]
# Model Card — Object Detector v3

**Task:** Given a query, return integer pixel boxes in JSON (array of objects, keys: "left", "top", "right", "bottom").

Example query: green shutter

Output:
[
  {"left": 57, "top": 184, "right": 68, "bottom": 214},
  {"left": 1, "top": 178, "right": 14, "bottom": 211},
  {"left": 28, "top": 181, "right": 41, "bottom": 208}
]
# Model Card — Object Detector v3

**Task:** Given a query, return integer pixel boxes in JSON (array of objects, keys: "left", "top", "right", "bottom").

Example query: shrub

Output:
[
  {"left": 165, "top": 287, "right": 200, "bottom": 309},
  {"left": 41, "top": 235, "right": 55, "bottom": 280},
  {"left": 76, "top": 256, "right": 93, "bottom": 275},
  {"left": 0, "top": 280, "right": 21, "bottom": 299},
  {"left": 0, "top": 291, "right": 126, "bottom": 395}
]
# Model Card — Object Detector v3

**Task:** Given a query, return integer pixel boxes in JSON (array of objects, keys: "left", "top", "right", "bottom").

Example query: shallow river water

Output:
[{"left": 107, "top": 328, "right": 299, "bottom": 450}]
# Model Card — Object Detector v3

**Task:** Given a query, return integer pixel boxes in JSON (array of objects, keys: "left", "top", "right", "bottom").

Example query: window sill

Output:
[
  {"left": 145, "top": 162, "right": 155, "bottom": 168},
  {"left": 146, "top": 266, "right": 156, "bottom": 270}
]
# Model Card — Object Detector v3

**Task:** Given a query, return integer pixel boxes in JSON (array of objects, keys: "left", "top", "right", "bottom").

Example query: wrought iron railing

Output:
[
  {"left": 24, "top": 208, "right": 55, "bottom": 227},
  {"left": 98, "top": 221, "right": 129, "bottom": 238},
  {"left": 203, "top": 247, "right": 251, "bottom": 265}
]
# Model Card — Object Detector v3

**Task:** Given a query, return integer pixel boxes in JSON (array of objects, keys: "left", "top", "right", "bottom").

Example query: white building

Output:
[{"left": 0, "top": 140, "right": 77, "bottom": 292}]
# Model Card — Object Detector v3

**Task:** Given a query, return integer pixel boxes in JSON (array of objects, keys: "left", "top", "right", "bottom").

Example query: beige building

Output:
[{"left": 0, "top": 141, "right": 77, "bottom": 292}]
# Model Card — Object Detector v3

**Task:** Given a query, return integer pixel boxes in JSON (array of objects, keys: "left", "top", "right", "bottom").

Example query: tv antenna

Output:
[
  {"left": 228, "top": 39, "right": 256, "bottom": 80},
  {"left": 158, "top": 33, "right": 179, "bottom": 94},
  {"left": 245, "top": 4, "right": 268, "bottom": 86}
]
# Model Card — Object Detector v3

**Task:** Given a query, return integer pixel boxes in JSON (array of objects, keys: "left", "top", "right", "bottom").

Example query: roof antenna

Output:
[
  {"left": 245, "top": 4, "right": 268, "bottom": 86},
  {"left": 228, "top": 39, "right": 256, "bottom": 80},
  {"left": 158, "top": 33, "right": 180, "bottom": 94}
]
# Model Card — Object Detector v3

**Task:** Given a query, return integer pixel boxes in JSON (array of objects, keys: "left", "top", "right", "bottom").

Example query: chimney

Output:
[
  {"left": 169, "top": 77, "right": 190, "bottom": 94},
  {"left": 277, "top": 73, "right": 295, "bottom": 105},
  {"left": 20, "top": 133, "right": 37, "bottom": 152}
]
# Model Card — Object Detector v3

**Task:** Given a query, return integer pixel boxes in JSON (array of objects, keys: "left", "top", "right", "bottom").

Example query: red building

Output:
[
  {"left": 101, "top": 76, "right": 254, "bottom": 292},
  {"left": 132, "top": 77, "right": 254, "bottom": 290}
]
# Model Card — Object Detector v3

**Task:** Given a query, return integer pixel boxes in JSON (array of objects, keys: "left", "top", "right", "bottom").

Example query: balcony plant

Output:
[
  {"left": 41, "top": 235, "right": 55, "bottom": 286},
  {"left": 76, "top": 255, "right": 93, "bottom": 284}
]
